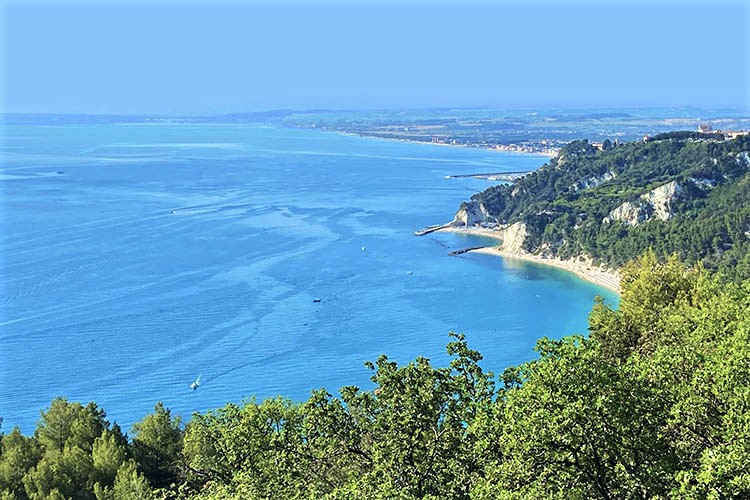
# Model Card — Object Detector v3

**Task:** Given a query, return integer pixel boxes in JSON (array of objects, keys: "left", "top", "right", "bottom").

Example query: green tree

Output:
[
  {"left": 0, "top": 427, "right": 42, "bottom": 499},
  {"left": 22, "top": 398, "right": 122, "bottom": 500},
  {"left": 131, "top": 403, "right": 182, "bottom": 489},
  {"left": 346, "top": 332, "right": 494, "bottom": 498},
  {"left": 589, "top": 251, "right": 697, "bottom": 360},
  {"left": 35, "top": 398, "right": 81, "bottom": 453},
  {"left": 92, "top": 430, "right": 127, "bottom": 491},
  {"left": 112, "top": 460, "right": 152, "bottom": 500},
  {"left": 23, "top": 446, "right": 94, "bottom": 500},
  {"left": 35, "top": 399, "right": 110, "bottom": 455},
  {"left": 478, "top": 334, "right": 680, "bottom": 499}
]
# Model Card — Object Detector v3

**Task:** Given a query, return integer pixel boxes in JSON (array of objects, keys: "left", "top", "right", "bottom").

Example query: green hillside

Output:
[{"left": 462, "top": 133, "right": 750, "bottom": 278}]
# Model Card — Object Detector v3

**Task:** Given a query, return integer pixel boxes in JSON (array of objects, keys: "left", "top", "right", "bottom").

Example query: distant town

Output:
[{"left": 282, "top": 109, "right": 750, "bottom": 156}]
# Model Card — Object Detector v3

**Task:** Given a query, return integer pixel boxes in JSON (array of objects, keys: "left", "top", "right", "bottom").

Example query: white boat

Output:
[{"left": 190, "top": 375, "right": 201, "bottom": 390}]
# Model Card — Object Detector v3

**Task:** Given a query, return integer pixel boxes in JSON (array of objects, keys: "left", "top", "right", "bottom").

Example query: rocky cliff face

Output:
[
  {"left": 570, "top": 171, "right": 617, "bottom": 192},
  {"left": 449, "top": 201, "right": 495, "bottom": 227},
  {"left": 448, "top": 202, "right": 529, "bottom": 254},
  {"left": 498, "top": 221, "right": 528, "bottom": 254},
  {"left": 603, "top": 181, "right": 683, "bottom": 226}
]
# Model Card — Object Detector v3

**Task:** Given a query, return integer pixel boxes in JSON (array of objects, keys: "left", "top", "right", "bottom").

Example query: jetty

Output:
[
  {"left": 448, "top": 246, "right": 486, "bottom": 256},
  {"left": 414, "top": 224, "right": 450, "bottom": 236},
  {"left": 445, "top": 170, "right": 532, "bottom": 182}
]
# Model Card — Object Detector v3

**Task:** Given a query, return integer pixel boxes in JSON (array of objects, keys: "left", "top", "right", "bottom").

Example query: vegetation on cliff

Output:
[
  {"left": 463, "top": 134, "right": 750, "bottom": 279},
  {"left": 2, "top": 255, "right": 750, "bottom": 499}
]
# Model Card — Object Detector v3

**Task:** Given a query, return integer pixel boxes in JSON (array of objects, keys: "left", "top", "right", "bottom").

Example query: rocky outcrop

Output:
[
  {"left": 688, "top": 176, "right": 717, "bottom": 189},
  {"left": 646, "top": 181, "right": 683, "bottom": 221},
  {"left": 737, "top": 151, "right": 750, "bottom": 167},
  {"left": 570, "top": 170, "right": 616, "bottom": 191},
  {"left": 604, "top": 201, "right": 646, "bottom": 226},
  {"left": 498, "top": 221, "right": 528, "bottom": 254},
  {"left": 446, "top": 202, "right": 529, "bottom": 254},
  {"left": 603, "top": 181, "right": 683, "bottom": 226},
  {"left": 449, "top": 201, "right": 495, "bottom": 227}
]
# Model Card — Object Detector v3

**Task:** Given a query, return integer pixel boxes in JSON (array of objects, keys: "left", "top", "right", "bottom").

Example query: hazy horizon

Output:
[{"left": 3, "top": 104, "right": 749, "bottom": 119}]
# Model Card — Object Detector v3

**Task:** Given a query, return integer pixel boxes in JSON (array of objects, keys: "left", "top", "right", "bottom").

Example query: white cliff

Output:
[
  {"left": 498, "top": 221, "right": 528, "bottom": 254},
  {"left": 603, "top": 181, "right": 683, "bottom": 226},
  {"left": 570, "top": 170, "right": 617, "bottom": 191},
  {"left": 449, "top": 201, "right": 495, "bottom": 227}
]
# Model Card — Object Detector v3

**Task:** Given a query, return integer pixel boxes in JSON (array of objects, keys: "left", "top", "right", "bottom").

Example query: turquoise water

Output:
[{"left": 0, "top": 122, "right": 617, "bottom": 433}]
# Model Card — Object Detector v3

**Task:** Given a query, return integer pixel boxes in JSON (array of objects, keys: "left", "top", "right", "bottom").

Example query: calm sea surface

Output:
[{"left": 0, "top": 122, "right": 617, "bottom": 433}]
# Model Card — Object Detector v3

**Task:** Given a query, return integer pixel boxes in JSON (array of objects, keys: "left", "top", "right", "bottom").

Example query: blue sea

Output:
[{"left": 0, "top": 121, "right": 617, "bottom": 433}]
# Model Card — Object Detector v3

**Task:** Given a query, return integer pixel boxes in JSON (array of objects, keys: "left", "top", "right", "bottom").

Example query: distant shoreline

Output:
[
  {"left": 438, "top": 226, "right": 621, "bottom": 295},
  {"left": 321, "top": 129, "right": 558, "bottom": 157}
]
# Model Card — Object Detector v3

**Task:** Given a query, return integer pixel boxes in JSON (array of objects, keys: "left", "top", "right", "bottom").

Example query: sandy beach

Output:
[{"left": 439, "top": 226, "right": 621, "bottom": 294}]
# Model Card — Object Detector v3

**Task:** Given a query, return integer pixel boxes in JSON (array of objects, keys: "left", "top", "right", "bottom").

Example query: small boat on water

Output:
[{"left": 190, "top": 375, "right": 201, "bottom": 390}]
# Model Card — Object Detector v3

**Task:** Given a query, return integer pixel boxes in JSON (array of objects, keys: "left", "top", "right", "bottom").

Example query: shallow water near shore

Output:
[{"left": 0, "top": 121, "right": 617, "bottom": 432}]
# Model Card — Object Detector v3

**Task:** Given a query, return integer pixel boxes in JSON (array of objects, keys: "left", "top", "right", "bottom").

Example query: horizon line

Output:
[{"left": 3, "top": 104, "right": 750, "bottom": 118}]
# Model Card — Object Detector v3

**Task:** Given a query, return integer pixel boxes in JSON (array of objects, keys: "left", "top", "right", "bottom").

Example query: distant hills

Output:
[{"left": 452, "top": 132, "right": 750, "bottom": 279}]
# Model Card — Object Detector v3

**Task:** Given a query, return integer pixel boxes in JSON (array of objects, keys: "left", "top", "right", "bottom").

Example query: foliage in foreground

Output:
[{"left": 2, "top": 253, "right": 750, "bottom": 499}]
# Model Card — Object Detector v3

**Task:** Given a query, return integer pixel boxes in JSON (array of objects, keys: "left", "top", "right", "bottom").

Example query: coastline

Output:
[
  {"left": 439, "top": 226, "right": 621, "bottom": 295},
  {"left": 327, "top": 126, "right": 614, "bottom": 293},
  {"left": 323, "top": 129, "right": 557, "bottom": 157}
]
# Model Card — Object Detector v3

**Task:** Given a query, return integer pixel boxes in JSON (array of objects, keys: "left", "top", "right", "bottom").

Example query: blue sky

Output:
[{"left": 2, "top": 1, "right": 748, "bottom": 114}]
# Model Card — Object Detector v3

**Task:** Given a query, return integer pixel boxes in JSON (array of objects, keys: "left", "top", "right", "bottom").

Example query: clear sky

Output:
[{"left": 2, "top": 0, "right": 748, "bottom": 114}]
